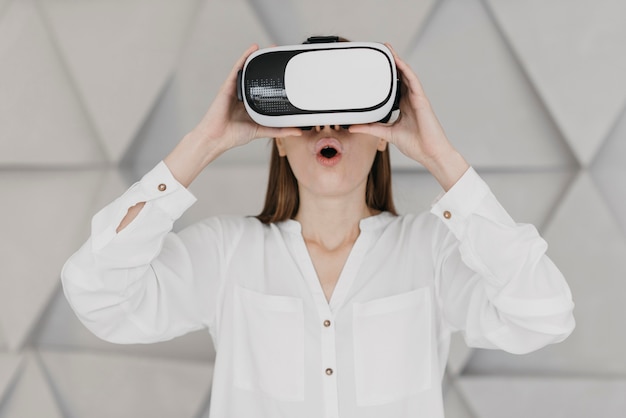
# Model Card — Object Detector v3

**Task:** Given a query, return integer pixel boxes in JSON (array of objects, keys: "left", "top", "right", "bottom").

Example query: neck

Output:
[{"left": 295, "top": 188, "right": 376, "bottom": 251}]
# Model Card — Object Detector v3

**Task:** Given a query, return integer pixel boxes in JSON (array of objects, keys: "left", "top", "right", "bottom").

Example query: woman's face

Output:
[{"left": 275, "top": 126, "right": 387, "bottom": 199}]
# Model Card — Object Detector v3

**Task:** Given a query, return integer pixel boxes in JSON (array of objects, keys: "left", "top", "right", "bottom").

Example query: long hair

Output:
[{"left": 256, "top": 140, "right": 397, "bottom": 224}]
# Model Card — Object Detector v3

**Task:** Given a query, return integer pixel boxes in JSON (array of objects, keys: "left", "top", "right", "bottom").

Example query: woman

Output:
[{"left": 62, "top": 42, "right": 575, "bottom": 417}]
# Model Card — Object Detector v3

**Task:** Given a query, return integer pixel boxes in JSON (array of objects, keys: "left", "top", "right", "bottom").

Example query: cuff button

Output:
[
  {"left": 158, "top": 183, "right": 167, "bottom": 192},
  {"left": 443, "top": 210, "right": 451, "bottom": 219}
]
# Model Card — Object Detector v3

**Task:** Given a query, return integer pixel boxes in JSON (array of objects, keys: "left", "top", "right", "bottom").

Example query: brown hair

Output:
[{"left": 256, "top": 141, "right": 397, "bottom": 224}]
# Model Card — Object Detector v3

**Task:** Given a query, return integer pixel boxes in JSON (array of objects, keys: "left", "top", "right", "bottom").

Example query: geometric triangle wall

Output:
[
  {"left": 39, "top": 351, "right": 212, "bottom": 418},
  {"left": 457, "top": 376, "right": 626, "bottom": 418},
  {"left": 0, "top": 0, "right": 103, "bottom": 167},
  {"left": 0, "top": 353, "right": 63, "bottom": 418},
  {"left": 0, "top": 170, "right": 103, "bottom": 351},
  {"left": 0, "top": 353, "right": 23, "bottom": 406},
  {"left": 485, "top": 0, "right": 626, "bottom": 166},
  {"left": 2, "top": 0, "right": 626, "bottom": 416},
  {"left": 40, "top": 0, "right": 201, "bottom": 163},
  {"left": 405, "top": 0, "right": 576, "bottom": 170}
]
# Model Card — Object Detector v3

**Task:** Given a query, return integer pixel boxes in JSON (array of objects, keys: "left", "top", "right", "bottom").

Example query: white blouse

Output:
[{"left": 62, "top": 161, "right": 575, "bottom": 418}]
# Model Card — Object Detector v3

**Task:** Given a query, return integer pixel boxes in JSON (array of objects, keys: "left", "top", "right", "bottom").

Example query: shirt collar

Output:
[{"left": 276, "top": 211, "right": 396, "bottom": 233}]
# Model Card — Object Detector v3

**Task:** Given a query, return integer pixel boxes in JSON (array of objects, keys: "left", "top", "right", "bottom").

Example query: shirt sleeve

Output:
[
  {"left": 430, "top": 167, "right": 575, "bottom": 354},
  {"left": 61, "top": 161, "right": 224, "bottom": 344}
]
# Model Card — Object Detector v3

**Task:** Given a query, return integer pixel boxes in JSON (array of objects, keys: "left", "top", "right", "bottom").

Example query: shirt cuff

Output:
[
  {"left": 91, "top": 161, "right": 197, "bottom": 251},
  {"left": 430, "top": 167, "right": 490, "bottom": 239},
  {"left": 137, "top": 160, "right": 197, "bottom": 219}
]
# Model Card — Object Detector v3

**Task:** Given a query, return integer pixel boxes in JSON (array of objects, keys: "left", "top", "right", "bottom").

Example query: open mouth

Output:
[
  {"left": 320, "top": 146, "right": 338, "bottom": 159},
  {"left": 315, "top": 137, "right": 343, "bottom": 166}
]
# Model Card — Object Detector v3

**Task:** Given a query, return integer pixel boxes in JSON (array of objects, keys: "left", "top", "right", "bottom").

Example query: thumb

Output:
[
  {"left": 256, "top": 126, "right": 303, "bottom": 139},
  {"left": 348, "top": 123, "right": 392, "bottom": 142}
]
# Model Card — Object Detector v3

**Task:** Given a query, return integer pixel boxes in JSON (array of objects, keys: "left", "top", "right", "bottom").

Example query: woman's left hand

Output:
[{"left": 348, "top": 43, "right": 469, "bottom": 191}]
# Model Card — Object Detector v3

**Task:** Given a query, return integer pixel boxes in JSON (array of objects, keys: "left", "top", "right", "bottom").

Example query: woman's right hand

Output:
[
  {"left": 164, "top": 44, "right": 302, "bottom": 187},
  {"left": 193, "top": 44, "right": 302, "bottom": 151}
]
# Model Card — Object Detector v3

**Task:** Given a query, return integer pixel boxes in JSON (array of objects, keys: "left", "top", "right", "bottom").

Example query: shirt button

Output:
[
  {"left": 443, "top": 210, "right": 451, "bottom": 219},
  {"left": 158, "top": 183, "right": 167, "bottom": 192},
  {"left": 323, "top": 320, "right": 331, "bottom": 327},
  {"left": 325, "top": 368, "right": 334, "bottom": 376}
]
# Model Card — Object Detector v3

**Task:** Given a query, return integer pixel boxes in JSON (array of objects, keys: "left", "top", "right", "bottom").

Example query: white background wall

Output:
[{"left": 1, "top": 0, "right": 625, "bottom": 416}]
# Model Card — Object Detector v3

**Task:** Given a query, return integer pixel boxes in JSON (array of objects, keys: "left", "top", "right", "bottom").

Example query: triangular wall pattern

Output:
[
  {"left": 39, "top": 350, "right": 213, "bottom": 418},
  {"left": 1, "top": 0, "right": 625, "bottom": 416},
  {"left": 0, "top": 353, "right": 63, "bottom": 418},
  {"left": 591, "top": 107, "right": 626, "bottom": 235},
  {"left": 252, "top": 0, "right": 437, "bottom": 54},
  {"left": 123, "top": 0, "right": 273, "bottom": 172},
  {"left": 40, "top": 0, "right": 200, "bottom": 163},
  {"left": 403, "top": 0, "right": 575, "bottom": 170},
  {"left": 485, "top": 0, "right": 626, "bottom": 166},
  {"left": 458, "top": 376, "right": 626, "bottom": 418},
  {"left": 0, "top": 170, "right": 103, "bottom": 350},
  {"left": 0, "top": 354, "right": 23, "bottom": 408},
  {"left": 0, "top": 0, "right": 103, "bottom": 167}
]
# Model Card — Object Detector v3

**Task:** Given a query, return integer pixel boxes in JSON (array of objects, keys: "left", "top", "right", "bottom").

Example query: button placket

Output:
[
  {"left": 283, "top": 230, "right": 340, "bottom": 417},
  {"left": 320, "top": 311, "right": 338, "bottom": 418}
]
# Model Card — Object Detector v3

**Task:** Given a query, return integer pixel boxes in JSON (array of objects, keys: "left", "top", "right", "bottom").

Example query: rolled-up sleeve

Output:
[
  {"left": 61, "top": 161, "right": 221, "bottom": 344},
  {"left": 431, "top": 167, "right": 575, "bottom": 354}
]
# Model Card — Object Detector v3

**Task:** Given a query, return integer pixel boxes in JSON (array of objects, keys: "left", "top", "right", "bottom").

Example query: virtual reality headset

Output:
[{"left": 237, "top": 36, "right": 401, "bottom": 128}]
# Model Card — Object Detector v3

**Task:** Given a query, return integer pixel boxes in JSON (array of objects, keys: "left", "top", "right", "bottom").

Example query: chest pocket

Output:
[
  {"left": 352, "top": 287, "right": 432, "bottom": 406},
  {"left": 233, "top": 285, "right": 305, "bottom": 401}
]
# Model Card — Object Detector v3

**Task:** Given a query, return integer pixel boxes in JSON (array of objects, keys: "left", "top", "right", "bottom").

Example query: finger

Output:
[
  {"left": 233, "top": 44, "right": 259, "bottom": 75},
  {"left": 257, "top": 126, "right": 303, "bottom": 139},
  {"left": 348, "top": 123, "right": 392, "bottom": 142},
  {"left": 384, "top": 42, "right": 426, "bottom": 98},
  {"left": 221, "top": 44, "right": 259, "bottom": 96}
]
